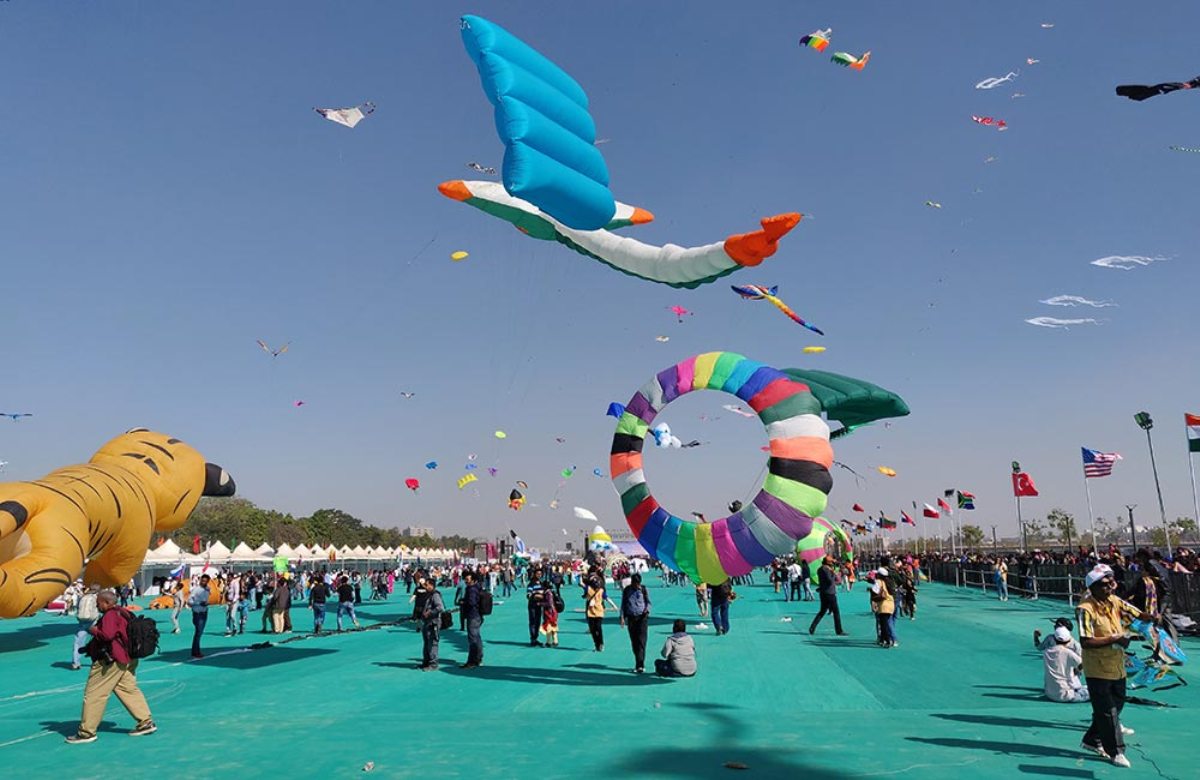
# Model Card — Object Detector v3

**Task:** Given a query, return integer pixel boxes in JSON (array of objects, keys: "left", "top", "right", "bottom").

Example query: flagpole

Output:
[
  {"left": 1187, "top": 420, "right": 1200, "bottom": 529},
  {"left": 1015, "top": 494, "right": 1025, "bottom": 553},
  {"left": 1083, "top": 472, "right": 1098, "bottom": 553}
]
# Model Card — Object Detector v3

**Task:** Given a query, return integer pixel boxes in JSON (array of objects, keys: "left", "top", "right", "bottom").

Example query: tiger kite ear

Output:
[{"left": 203, "top": 463, "right": 236, "bottom": 497}]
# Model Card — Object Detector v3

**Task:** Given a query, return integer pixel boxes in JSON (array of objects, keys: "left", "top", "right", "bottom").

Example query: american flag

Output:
[{"left": 1082, "top": 447, "right": 1122, "bottom": 478}]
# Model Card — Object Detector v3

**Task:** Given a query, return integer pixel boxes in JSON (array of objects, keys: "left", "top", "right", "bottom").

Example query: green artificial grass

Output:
[{"left": 0, "top": 581, "right": 1194, "bottom": 779}]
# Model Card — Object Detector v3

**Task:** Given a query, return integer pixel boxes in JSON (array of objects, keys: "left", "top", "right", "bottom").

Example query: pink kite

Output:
[{"left": 667, "top": 305, "right": 694, "bottom": 323}]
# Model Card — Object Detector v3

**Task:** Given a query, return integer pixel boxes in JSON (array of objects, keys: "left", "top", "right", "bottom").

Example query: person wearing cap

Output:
[
  {"left": 808, "top": 555, "right": 847, "bottom": 637},
  {"left": 1034, "top": 617, "right": 1080, "bottom": 655},
  {"left": 1042, "top": 625, "right": 1088, "bottom": 703},
  {"left": 1077, "top": 564, "right": 1155, "bottom": 767},
  {"left": 870, "top": 567, "right": 897, "bottom": 648}
]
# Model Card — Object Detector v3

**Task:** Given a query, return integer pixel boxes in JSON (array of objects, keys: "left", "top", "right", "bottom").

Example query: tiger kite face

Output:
[{"left": 91, "top": 429, "right": 236, "bottom": 531}]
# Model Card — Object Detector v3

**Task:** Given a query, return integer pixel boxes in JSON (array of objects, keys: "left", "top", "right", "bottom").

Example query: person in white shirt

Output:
[
  {"left": 1043, "top": 626, "right": 1089, "bottom": 703},
  {"left": 787, "top": 561, "right": 804, "bottom": 602},
  {"left": 224, "top": 575, "right": 242, "bottom": 636}
]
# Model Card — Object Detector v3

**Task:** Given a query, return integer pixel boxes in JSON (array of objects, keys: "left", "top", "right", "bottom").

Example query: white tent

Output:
[
  {"left": 254, "top": 542, "right": 275, "bottom": 556},
  {"left": 229, "top": 542, "right": 263, "bottom": 562},
  {"left": 276, "top": 543, "right": 296, "bottom": 558},
  {"left": 205, "top": 541, "right": 232, "bottom": 564},
  {"left": 145, "top": 539, "right": 183, "bottom": 562},
  {"left": 294, "top": 544, "right": 312, "bottom": 559},
  {"left": 338, "top": 545, "right": 354, "bottom": 559},
  {"left": 310, "top": 545, "right": 327, "bottom": 560}
]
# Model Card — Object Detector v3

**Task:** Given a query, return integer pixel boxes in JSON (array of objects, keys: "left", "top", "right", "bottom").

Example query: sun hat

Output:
[{"left": 1084, "top": 564, "right": 1113, "bottom": 588}]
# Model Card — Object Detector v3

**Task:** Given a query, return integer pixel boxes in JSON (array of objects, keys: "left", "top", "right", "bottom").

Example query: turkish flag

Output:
[{"left": 1012, "top": 472, "right": 1039, "bottom": 497}]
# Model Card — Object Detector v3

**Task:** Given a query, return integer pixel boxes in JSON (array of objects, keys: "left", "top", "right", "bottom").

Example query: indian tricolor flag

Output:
[{"left": 1188, "top": 413, "right": 1200, "bottom": 453}]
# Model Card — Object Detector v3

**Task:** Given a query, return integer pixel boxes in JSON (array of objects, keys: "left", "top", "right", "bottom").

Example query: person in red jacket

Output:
[{"left": 66, "top": 590, "right": 156, "bottom": 744}]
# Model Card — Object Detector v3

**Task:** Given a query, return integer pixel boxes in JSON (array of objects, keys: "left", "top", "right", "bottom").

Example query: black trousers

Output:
[
  {"left": 626, "top": 614, "right": 648, "bottom": 669},
  {"left": 587, "top": 616, "right": 604, "bottom": 649},
  {"left": 528, "top": 607, "right": 543, "bottom": 642},
  {"left": 810, "top": 593, "right": 843, "bottom": 634},
  {"left": 1083, "top": 676, "right": 1126, "bottom": 757}
]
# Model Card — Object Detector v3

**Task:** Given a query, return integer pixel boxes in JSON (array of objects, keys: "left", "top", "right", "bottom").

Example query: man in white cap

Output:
[
  {"left": 1042, "top": 625, "right": 1087, "bottom": 703},
  {"left": 1076, "top": 564, "right": 1156, "bottom": 767}
]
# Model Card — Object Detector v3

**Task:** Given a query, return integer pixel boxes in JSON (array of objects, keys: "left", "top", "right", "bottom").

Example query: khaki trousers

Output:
[
  {"left": 79, "top": 660, "right": 151, "bottom": 737},
  {"left": 272, "top": 610, "right": 286, "bottom": 633}
]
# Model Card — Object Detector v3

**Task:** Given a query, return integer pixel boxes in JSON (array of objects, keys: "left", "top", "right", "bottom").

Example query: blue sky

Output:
[{"left": 1, "top": 1, "right": 1198, "bottom": 550}]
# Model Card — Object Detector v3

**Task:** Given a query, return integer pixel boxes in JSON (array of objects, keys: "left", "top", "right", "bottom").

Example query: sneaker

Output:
[
  {"left": 171, "top": 628, "right": 180, "bottom": 634},
  {"left": 1120, "top": 725, "right": 1135, "bottom": 736},
  {"left": 1080, "top": 742, "right": 1109, "bottom": 759},
  {"left": 129, "top": 721, "right": 157, "bottom": 737},
  {"left": 65, "top": 733, "right": 97, "bottom": 745},
  {"left": 1111, "top": 754, "right": 1131, "bottom": 768},
  {"left": 70, "top": 662, "right": 81, "bottom": 670}
]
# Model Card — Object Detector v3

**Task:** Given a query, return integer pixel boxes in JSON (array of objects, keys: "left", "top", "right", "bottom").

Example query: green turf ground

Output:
[{"left": 0, "top": 580, "right": 1194, "bottom": 779}]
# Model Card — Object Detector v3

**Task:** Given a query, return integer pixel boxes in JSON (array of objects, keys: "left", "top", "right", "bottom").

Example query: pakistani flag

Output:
[{"left": 1188, "top": 413, "right": 1200, "bottom": 453}]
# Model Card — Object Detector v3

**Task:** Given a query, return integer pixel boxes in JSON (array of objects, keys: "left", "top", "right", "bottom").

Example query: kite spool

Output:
[{"left": 610, "top": 352, "right": 832, "bottom": 585}]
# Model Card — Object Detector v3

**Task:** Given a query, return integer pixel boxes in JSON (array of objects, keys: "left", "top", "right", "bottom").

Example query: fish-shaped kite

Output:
[
  {"left": 831, "top": 51, "right": 871, "bottom": 71},
  {"left": 1116, "top": 75, "right": 1200, "bottom": 102},
  {"left": 314, "top": 102, "right": 376, "bottom": 129},
  {"left": 730, "top": 284, "right": 824, "bottom": 335},
  {"left": 256, "top": 340, "right": 290, "bottom": 358}
]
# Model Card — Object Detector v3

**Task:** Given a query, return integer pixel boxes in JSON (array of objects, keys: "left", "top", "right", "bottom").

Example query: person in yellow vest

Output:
[
  {"left": 870, "top": 567, "right": 896, "bottom": 648},
  {"left": 1076, "top": 564, "right": 1155, "bottom": 768}
]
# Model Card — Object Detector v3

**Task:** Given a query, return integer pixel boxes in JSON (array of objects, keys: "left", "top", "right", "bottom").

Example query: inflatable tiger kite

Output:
[{"left": 0, "top": 429, "right": 235, "bottom": 618}]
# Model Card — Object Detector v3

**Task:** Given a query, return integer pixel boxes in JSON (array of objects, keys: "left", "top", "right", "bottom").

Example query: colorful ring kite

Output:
[{"left": 610, "top": 352, "right": 832, "bottom": 585}]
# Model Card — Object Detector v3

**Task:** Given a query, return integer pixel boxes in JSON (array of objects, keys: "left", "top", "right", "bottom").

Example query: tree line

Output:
[{"left": 166, "top": 497, "right": 477, "bottom": 552}]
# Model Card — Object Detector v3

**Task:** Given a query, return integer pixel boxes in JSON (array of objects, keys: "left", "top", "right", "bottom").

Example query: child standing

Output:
[
  {"left": 695, "top": 582, "right": 709, "bottom": 617},
  {"left": 539, "top": 585, "right": 560, "bottom": 647}
]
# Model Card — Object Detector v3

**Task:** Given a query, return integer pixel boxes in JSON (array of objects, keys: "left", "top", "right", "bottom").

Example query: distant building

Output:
[{"left": 404, "top": 526, "right": 434, "bottom": 538}]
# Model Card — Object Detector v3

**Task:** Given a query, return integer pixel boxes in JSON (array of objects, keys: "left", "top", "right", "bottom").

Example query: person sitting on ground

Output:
[
  {"left": 1043, "top": 625, "right": 1089, "bottom": 703},
  {"left": 1034, "top": 617, "right": 1080, "bottom": 654},
  {"left": 655, "top": 619, "right": 697, "bottom": 678}
]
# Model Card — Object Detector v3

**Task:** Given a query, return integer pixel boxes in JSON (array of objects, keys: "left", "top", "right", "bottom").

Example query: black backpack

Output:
[
  {"left": 552, "top": 591, "right": 565, "bottom": 614},
  {"left": 439, "top": 610, "right": 454, "bottom": 630},
  {"left": 122, "top": 610, "right": 160, "bottom": 659},
  {"left": 478, "top": 591, "right": 494, "bottom": 616}
]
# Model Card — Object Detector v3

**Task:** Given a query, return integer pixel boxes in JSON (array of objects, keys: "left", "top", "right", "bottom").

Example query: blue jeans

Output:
[
  {"left": 191, "top": 610, "right": 207, "bottom": 656},
  {"left": 887, "top": 611, "right": 898, "bottom": 642},
  {"left": 422, "top": 622, "right": 440, "bottom": 668},
  {"left": 337, "top": 601, "right": 357, "bottom": 630},
  {"left": 312, "top": 602, "right": 326, "bottom": 631},
  {"left": 712, "top": 602, "right": 730, "bottom": 634},
  {"left": 996, "top": 577, "right": 1009, "bottom": 599},
  {"left": 466, "top": 616, "right": 483, "bottom": 665}
]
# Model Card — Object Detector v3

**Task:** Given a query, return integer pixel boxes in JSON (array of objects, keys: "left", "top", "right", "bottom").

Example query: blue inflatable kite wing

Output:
[{"left": 460, "top": 15, "right": 616, "bottom": 231}]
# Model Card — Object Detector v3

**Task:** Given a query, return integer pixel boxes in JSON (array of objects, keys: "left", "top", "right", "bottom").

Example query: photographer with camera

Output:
[{"left": 66, "top": 590, "right": 156, "bottom": 744}]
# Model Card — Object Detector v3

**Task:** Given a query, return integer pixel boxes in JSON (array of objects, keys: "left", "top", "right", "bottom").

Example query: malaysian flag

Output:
[{"left": 1082, "top": 447, "right": 1122, "bottom": 478}]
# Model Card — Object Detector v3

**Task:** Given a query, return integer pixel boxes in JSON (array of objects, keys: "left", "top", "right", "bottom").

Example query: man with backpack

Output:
[
  {"left": 620, "top": 573, "right": 652, "bottom": 673},
  {"left": 67, "top": 590, "right": 157, "bottom": 743},
  {"left": 419, "top": 577, "right": 445, "bottom": 671},
  {"left": 460, "top": 570, "right": 489, "bottom": 668}
]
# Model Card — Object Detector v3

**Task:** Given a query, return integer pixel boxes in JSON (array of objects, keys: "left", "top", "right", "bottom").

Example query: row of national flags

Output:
[{"left": 845, "top": 414, "right": 1200, "bottom": 534}]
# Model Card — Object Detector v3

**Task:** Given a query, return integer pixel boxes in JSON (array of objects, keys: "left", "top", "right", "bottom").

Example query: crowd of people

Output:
[{"left": 47, "top": 539, "right": 1194, "bottom": 771}]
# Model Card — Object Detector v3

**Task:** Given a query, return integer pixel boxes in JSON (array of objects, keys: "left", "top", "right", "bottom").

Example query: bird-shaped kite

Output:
[
  {"left": 314, "top": 102, "right": 375, "bottom": 129},
  {"left": 400, "top": 392, "right": 416, "bottom": 399},
  {"left": 0, "top": 413, "right": 32, "bottom": 421},
  {"left": 831, "top": 51, "right": 870, "bottom": 71},
  {"left": 256, "top": 340, "right": 290, "bottom": 358},
  {"left": 730, "top": 284, "right": 825, "bottom": 335},
  {"left": 799, "top": 28, "right": 832, "bottom": 52}
]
